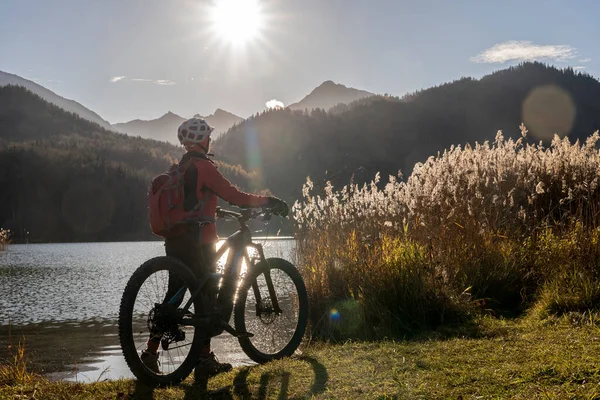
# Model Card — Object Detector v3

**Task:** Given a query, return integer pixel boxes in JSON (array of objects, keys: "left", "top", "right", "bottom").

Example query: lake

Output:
[{"left": 0, "top": 239, "right": 295, "bottom": 381}]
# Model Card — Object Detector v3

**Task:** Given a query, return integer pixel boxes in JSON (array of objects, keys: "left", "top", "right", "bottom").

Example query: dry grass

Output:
[
  {"left": 293, "top": 128, "right": 600, "bottom": 339},
  {"left": 0, "top": 229, "right": 9, "bottom": 252},
  {"left": 0, "top": 339, "right": 37, "bottom": 387}
]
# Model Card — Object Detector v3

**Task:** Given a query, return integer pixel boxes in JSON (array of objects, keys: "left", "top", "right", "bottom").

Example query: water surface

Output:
[{"left": 0, "top": 239, "right": 295, "bottom": 381}]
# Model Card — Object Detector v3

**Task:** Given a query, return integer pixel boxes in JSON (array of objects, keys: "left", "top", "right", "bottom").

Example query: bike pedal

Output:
[{"left": 219, "top": 321, "right": 254, "bottom": 338}]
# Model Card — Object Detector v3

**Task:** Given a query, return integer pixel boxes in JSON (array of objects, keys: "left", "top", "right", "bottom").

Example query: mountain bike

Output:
[{"left": 118, "top": 207, "right": 308, "bottom": 386}]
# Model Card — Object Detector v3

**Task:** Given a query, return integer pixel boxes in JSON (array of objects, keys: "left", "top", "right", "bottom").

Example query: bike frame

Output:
[{"left": 173, "top": 208, "right": 282, "bottom": 337}]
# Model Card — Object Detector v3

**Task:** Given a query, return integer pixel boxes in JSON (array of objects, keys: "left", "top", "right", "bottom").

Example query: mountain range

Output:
[
  {"left": 111, "top": 109, "right": 243, "bottom": 144},
  {"left": 111, "top": 81, "right": 373, "bottom": 142},
  {"left": 1, "top": 69, "right": 373, "bottom": 144}
]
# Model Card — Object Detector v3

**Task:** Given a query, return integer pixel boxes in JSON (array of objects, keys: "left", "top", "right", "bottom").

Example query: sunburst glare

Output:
[{"left": 210, "top": 0, "right": 264, "bottom": 45}]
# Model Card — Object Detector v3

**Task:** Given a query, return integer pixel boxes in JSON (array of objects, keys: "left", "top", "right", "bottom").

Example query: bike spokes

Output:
[
  {"left": 131, "top": 269, "right": 196, "bottom": 376},
  {"left": 242, "top": 267, "right": 301, "bottom": 355}
]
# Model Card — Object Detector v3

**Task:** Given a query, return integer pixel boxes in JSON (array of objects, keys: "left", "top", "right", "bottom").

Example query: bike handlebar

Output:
[{"left": 216, "top": 207, "right": 273, "bottom": 223}]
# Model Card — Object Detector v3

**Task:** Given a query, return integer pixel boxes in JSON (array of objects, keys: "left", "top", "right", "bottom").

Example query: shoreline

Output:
[{"left": 1, "top": 319, "right": 255, "bottom": 383}]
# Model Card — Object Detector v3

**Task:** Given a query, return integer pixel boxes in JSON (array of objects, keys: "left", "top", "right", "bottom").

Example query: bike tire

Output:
[
  {"left": 118, "top": 256, "right": 203, "bottom": 386},
  {"left": 234, "top": 257, "right": 308, "bottom": 363}
]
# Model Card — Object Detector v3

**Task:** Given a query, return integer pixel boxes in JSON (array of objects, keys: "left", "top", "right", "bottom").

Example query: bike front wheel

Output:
[
  {"left": 234, "top": 257, "right": 308, "bottom": 363},
  {"left": 118, "top": 256, "right": 204, "bottom": 386}
]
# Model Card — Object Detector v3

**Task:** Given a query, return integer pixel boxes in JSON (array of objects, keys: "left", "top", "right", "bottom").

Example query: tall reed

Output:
[
  {"left": 294, "top": 126, "right": 600, "bottom": 338},
  {"left": 0, "top": 229, "right": 9, "bottom": 252}
]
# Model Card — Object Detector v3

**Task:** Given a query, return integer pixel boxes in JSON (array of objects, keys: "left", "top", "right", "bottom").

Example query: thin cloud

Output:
[
  {"left": 131, "top": 78, "right": 176, "bottom": 85},
  {"left": 110, "top": 76, "right": 126, "bottom": 83},
  {"left": 579, "top": 58, "right": 592, "bottom": 63},
  {"left": 266, "top": 99, "right": 284, "bottom": 109},
  {"left": 573, "top": 66, "right": 586, "bottom": 70},
  {"left": 471, "top": 41, "right": 577, "bottom": 63}
]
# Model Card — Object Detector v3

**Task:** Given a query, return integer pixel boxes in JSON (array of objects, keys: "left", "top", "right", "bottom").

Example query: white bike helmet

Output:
[{"left": 177, "top": 118, "right": 214, "bottom": 146}]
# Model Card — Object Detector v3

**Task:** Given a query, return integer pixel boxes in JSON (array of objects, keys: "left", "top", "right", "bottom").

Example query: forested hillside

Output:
[
  {"left": 0, "top": 70, "right": 113, "bottom": 130},
  {"left": 213, "top": 63, "right": 600, "bottom": 202},
  {"left": 0, "top": 85, "right": 263, "bottom": 243}
]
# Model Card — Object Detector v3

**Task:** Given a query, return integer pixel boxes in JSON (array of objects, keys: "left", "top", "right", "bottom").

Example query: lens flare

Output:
[
  {"left": 328, "top": 300, "right": 365, "bottom": 336},
  {"left": 330, "top": 308, "right": 340, "bottom": 322},
  {"left": 243, "top": 122, "right": 263, "bottom": 189},
  {"left": 522, "top": 84, "right": 575, "bottom": 141}
]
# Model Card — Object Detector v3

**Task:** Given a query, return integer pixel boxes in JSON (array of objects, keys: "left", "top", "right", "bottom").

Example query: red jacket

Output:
[{"left": 183, "top": 153, "right": 269, "bottom": 243}]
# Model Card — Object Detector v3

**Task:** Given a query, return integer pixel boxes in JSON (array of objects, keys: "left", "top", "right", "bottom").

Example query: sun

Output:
[{"left": 211, "top": 0, "right": 263, "bottom": 45}]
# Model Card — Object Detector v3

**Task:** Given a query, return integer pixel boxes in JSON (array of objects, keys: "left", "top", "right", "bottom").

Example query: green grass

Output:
[{"left": 3, "top": 316, "right": 600, "bottom": 399}]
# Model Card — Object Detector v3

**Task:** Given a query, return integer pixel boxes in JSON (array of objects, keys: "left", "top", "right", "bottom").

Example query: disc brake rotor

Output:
[{"left": 256, "top": 297, "right": 277, "bottom": 324}]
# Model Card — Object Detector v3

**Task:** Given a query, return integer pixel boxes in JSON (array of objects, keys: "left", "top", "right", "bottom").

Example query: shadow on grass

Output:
[
  {"left": 176, "top": 356, "right": 328, "bottom": 400},
  {"left": 130, "top": 379, "right": 156, "bottom": 399},
  {"left": 411, "top": 318, "right": 513, "bottom": 342},
  {"left": 319, "top": 313, "right": 516, "bottom": 346},
  {"left": 128, "top": 356, "right": 328, "bottom": 399},
  {"left": 233, "top": 356, "right": 328, "bottom": 400}
]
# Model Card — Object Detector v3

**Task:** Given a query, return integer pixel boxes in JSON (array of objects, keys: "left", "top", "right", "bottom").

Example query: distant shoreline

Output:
[{"left": 5, "top": 236, "right": 296, "bottom": 245}]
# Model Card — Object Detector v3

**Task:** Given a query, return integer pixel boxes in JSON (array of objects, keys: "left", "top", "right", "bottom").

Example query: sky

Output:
[{"left": 1, "top": 0, "right": 598, "bottom": 123}]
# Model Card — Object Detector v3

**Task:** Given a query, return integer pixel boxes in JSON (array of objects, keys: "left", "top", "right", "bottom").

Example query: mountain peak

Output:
[
  {"left": 161, "top": 111, "right": 182, "bottom": 119},
  {"left": 192, "top": 109, "right": 241, "bottom": 120},
  {"left": 313, "top": 80, "right": 367, "bottom": 93},
  {"left": 213, "top": 108, "right": 237, "bottom": 117},
  {"left": 288, "top": 81, "right": 374, "bottom": 111},
  {"left": 319, "top": 80, "right": 336, "bottom": 86}
]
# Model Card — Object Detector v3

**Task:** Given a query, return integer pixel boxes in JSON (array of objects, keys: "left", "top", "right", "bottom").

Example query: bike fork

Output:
[{"left": 249, "top": 244, "right": 282, "bottom": 314}]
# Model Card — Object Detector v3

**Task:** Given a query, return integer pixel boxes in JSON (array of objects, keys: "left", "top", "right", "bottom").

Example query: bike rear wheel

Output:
[
  {"left": 118, "top": 256, "right": 204, "bottom": 386},
  {"left": 234, "top": 257, "right": 308, "bottom": 363}
]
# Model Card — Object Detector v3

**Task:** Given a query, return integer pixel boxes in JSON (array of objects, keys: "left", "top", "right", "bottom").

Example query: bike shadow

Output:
[
  {"left": 179, "top": 356, "right": 328, "bottom": 400},
  {"left": 129, "top": 377, "right": 231, "bottom": 400},
  {"left": 130, "top": 379, "right": 156, "bottom": 400}
]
